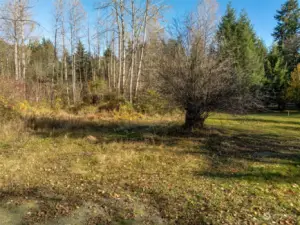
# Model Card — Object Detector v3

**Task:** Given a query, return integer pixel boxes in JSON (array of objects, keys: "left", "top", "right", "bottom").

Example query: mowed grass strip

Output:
[{"left": 0, "top": 112, "right": 299, "bottom": 224}]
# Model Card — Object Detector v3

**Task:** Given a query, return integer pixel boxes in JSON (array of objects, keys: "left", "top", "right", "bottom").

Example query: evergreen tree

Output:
[
  {"left": 266, "top": 0, "right": 300, "bottom": 108},
  {"left": 273, "top": 0, "right": 300, "bottom": 47},
  {"left": 217, "top": 3, "right": 237, "bottom": 61},
  {"left": 28, "top": 38, "right": 56, "bottom": 82},
  {"left": 75, "top": 40, "right": 92, "bottom": 102},
  {"left": 273, "top": 0, "right": 300, "bottom": 72},
  {"left": 75, "top": 40, "right": 86, "bottom": 81},
  {"left": 264, "top": 45, "right": 288, "bottom": 109},
  {"left": 103, "top": 48, "right": 113, "bottom": 85},
  {"left": 236, "top": 11, "right": 266, "bottom": 88},
  {"left": 217, "top": 5, "right": 266, "bottom": 95}
]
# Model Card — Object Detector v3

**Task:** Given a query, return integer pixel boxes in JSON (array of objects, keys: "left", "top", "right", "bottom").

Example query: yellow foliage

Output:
[
  {"left": 18, "top": 101, "right": 31, "bottom": 112},
  {"left": 54, "top": 98, "right": 63, "bottom": 111},
  {"left": 113, "top": 102, "right": 144, "bottom": 121},
  {"left": 0, "top": 95, "right": 8, "bottom": 107},
  {"left": 287, "top": 64, "right": 300, "bottom": 104},
  {"left": 290, "top": 64, "right": 300, "bottom": 88}
]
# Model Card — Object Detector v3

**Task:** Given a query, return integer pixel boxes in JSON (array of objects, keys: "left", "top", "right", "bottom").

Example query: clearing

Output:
[{"left": 0, "top": 111, "right": 299, "bottom": 224}]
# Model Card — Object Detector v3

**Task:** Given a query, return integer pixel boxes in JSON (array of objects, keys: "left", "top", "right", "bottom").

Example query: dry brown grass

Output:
[{"left": 0, "top": 109, "right": 299, "bottom": 224}]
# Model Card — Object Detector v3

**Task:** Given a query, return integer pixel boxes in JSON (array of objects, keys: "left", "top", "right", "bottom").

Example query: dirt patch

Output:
[
  {"left": 46, "top": 202, "right": 107, "bottom": 225},
  {"left": 0, "top": 199, "right": 39, "bottom": 225}
]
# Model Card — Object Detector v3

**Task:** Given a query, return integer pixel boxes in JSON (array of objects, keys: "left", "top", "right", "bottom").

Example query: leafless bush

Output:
[{"left": 157, "top": 0, "right": 259, "bottom": 130}]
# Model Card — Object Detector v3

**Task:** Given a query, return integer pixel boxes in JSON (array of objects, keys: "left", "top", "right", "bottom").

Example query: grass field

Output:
[{"left": 0, "top": 110, "right": 299, "bottom": 224}]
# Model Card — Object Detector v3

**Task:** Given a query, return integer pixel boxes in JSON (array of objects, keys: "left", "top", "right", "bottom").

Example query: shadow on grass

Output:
[
  {"left": 197, "top": 171, "right": 296, "bottom": 182},
  {"left": 273, "top": 125, "right": 300, "bottom": 131},
  {"left": 195, "top": 132, "right": 300, "bottom": 183},
  {"left": 26, "top": 116, "right": 197, "bottom": 146},
  {"left": 209, "top": 132, "right": 299, "bottom": 159},
  {"left": 26, "top": 115, "right": 300, "bottom": 183}
]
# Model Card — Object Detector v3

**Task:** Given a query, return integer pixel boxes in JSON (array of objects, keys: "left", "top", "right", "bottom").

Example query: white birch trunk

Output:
[{"left": 135, "top": 0, "right": 149, "bottom": 97}]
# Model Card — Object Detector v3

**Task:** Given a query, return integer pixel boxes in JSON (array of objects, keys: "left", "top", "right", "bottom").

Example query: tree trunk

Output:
[
  {"left": 113, "top": 30, "right": 116, "bottom": 89},
  {"left": 135, "top": 0, "right": 149, "bottom": 97},
  {"left": 109, "top": 45, "right": 113, "bottom": 91},
  {"left": 63, "top": 51, "right": 68, "bottom": 81},
  {"left": 6, "top": 55, "right": 9, "bottom": 77},
  {"left": 278, "top": 102, "right": 286, "bottom": 111},
  {"left": 79, "top": 66, "right": 82, "bottom": 90},
  {"left": 113, "top": 1, "right": 122, "bottom": 95},
  {"left": 21, "top": 19, "right": 26, "bottom": 80},
  {"left": 72, "top": 55, "right": 76, "bottom": 104},
  {"left": 96, "top": 10, "right": 101, "bottom": 81},
  {"left": 61, "top": 3, "right": 69, "bottom": 105},
  {"left": 120, "top": 0, "right": 126, "bottom": 95},
  {"left": 184, "top": 105, "right": 205, "bottom": 130},
  {"left": 129, "top": 0, "right": 135, "bottom": 103},
  {"left": 14, "top": 40, "right": 19, "bottom": 80},
  {"left": 129, "top": 51, "right": 135, "bottom": 103},
  {"left": 50, "top": 65, "right": 55, "bottom": 108}
]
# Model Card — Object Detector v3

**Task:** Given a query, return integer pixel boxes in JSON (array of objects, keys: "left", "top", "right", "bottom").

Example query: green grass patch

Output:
[{"left": 0, "top": 111, "right": 299, "bottom": 224}]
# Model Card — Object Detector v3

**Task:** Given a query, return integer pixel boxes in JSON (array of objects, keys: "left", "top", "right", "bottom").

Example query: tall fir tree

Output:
[
  {"left": 236, "top": 11, "right": 266, "bottom": 88},
  {"left": 264, "top": 45, "right": 288, "bottom": 109},
  {"left": 217, "top": 3, "right": 238, "bottom": 62},
  {"left": 273, "top": 0, "right": 300, "bottom": 46},
  {"left": 103, "top": 48, "right": 113, "bottom": 83},
  {"left": 273, "top": 0, "right": 300, "bottom": 72},
  {"left": 75, "top": 40, "right": 86, "bottom": 81},
  {"left": 217, "top": 5, "right": 266, "bottom": 94},
  {"left": 75, "top": 40, "right": 92, "bottom": 102},
  {"left": 28, "top": 38, "right": 56, "bottom": 82},
  {"left": 267, "top": 0, "right": 300, "bottom": 108}
]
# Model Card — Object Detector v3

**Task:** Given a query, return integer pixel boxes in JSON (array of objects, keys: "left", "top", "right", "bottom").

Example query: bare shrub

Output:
[{"left": 158, "top": 0, "right": 259, "bottom": 130}]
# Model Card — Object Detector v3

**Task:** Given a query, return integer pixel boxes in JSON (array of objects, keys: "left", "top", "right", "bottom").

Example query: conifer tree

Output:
[
  {"left": 75, "top": 40, "right": 86, "bottom": 81},
  {"left": 217, "top": 3, "right": 237, "bottom": 61},
  {"left": 267, "top": 0, "right": 300, "bottom": 108},
  {"left": 236, "top": 11, "right": 266, "bottom": 88},
  {"left": 75, "top": 40, "right": 92, "bottom": 102},
  {"left": 264, "top": 45, "right": 288, "bottom": 109},
  {"left": 273, "top": 0, "right": 300, "bottom": 46},
  {"left": 217, "top": 4, "right": 266, "bottom": 95},
  {"left": 273, "top": 0, "right": 300, "bottom": 72}
]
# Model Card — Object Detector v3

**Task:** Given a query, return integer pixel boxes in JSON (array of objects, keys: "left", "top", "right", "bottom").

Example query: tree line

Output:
[{"left": 0, "top": 0, "right": 299, "bottom": 128}]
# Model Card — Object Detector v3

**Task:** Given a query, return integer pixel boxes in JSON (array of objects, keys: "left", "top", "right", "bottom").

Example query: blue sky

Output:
[{"left": 32, "top": 0, "right": 287, "bottom": 47}]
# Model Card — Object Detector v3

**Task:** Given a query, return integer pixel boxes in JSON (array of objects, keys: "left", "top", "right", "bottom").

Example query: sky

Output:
[{"left": 31, "top": 0, "right": 288, "bottom": 47}]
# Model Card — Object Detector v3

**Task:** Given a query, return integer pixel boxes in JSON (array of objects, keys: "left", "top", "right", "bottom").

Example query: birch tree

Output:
[
  {"left": 69, "top": 0, "right": 86, "bottom": 103},
  {"left": 135, "top": 0, "right": 150, "bottom": 98},
  {"left": 53, "top": 0, "right": 71, "bottom": 104},
  {"left": 112, "top": 0, "right": 123, "bottom": 94},
  {"left": 1, "top": 0, "right": 34, "bottom": 80},
  {"left": 97, "top": 0, "right": 163, "bottom": 99},
  {"left": 129, "top": 0, "right": 136, "bottom": 103}
]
